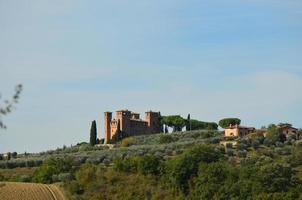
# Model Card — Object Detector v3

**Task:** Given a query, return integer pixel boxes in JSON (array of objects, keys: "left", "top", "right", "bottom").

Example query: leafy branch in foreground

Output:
[{"left": 0, "top": 84, "right": 23, "bottom": 129}]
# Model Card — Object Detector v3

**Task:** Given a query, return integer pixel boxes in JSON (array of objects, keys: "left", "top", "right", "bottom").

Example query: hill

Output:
[{"left": 1, "top": 130, "right": 302, "bottom": 199}]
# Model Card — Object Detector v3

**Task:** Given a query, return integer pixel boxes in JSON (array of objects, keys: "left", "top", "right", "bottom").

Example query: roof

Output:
[
  {"left": 279, "top": 126, "right": 298, "bottom": 130},
  {"left": 116, "top": 109, "right": 130, "bottom": 112},
  {"left": 225, "top": 125, "right": 255, "bottom": 130}
]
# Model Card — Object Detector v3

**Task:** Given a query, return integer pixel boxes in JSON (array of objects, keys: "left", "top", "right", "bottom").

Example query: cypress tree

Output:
[
  {"left": 164, "top": 125, "right": 169, "bottom": 134},
  {"left": 90, "top": 120, "right": 97, "bottom": 145},
  {"left": 186, "top": 114, "right": 191, "bottom": 131}
]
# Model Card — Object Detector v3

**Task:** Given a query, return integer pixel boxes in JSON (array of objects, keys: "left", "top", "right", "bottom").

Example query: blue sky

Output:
[{"left": 1, "top": 0, "right": 302, "bottom": 153}]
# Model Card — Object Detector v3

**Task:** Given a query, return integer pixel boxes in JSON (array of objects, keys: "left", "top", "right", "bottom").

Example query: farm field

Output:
[{"left": 0, "top": 182, "right": 65, "bottom": 200}]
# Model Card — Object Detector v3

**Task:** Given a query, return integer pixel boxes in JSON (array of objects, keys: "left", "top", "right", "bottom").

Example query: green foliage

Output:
[
  {"left": 161, "top": 115, "right": 186, "bottom": 132},
  {"left": 189, "top": 119, "right": 218, "bottom": 131},
  {"left": 191, "top": 162, "right": 238, "bottom": 199},
  {"left": 159, "top": 134, "right": 176, "bottom": 144},
  {"left": 258, "top": 163, "right": 296, "bottom": 193},
  {"left": 113, "top": 157, "right": 139, "bottom": 173},
  {"left": 89, "top": 120, "right": 97, "bottom": 145},
  {"left": 32, "top": 157, "right": 74, "bottom": 183},
  {"left": 291, "top": 146, "right": 302, "bottom": 166},
  {"left": 137, "top": 155, "right": 161, "bottom": 175},
  {"left": 219, "top": 118, "right": 241, "bottom": 128},
  {"left": 121, "top": 137, "right": 136, "bottom": 147},
  {"left": 266, "top": 124, "right": 287, "bottom": 144},
  {"left": 162, "top": 144, "right": 223, "bottom": 192},
  {"left": 75, "top": 163, "right": 97, "bottom": 186}
]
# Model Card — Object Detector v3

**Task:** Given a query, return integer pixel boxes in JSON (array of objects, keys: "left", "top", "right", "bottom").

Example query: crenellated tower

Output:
[{"left": 145, "top": 111, "right": 160, "bottom": 134}]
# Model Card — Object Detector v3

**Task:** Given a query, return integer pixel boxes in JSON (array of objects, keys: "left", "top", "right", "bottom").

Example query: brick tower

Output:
[
  {"left": 104, "top": 112, "right": 112, "bottom": 144},
  {"left": 145, "top": 111, "right": 160, "bottom": 134},
  {"left": 116, "top": 110, "right": 131, "bottom": 134}
]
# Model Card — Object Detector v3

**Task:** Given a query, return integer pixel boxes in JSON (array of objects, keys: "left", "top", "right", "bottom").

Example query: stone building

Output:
[
  {"left": 277, "top": 123, "right": 298, "bottom": 136},
  {"left": 104, "top": 109, "right": 161, "bottom": 143},
  {"left": 224, "top": 124, "right": 256, "bottom": 137}
]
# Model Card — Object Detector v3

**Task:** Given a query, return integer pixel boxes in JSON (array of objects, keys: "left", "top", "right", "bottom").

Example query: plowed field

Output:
[{"left": 0, "top": 182, "right": 65, "bottom": 200}]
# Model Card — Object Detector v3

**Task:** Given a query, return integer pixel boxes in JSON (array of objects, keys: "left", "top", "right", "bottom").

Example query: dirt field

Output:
[{"left": 0, "top": 182, "right": 66, "bottom": 200}]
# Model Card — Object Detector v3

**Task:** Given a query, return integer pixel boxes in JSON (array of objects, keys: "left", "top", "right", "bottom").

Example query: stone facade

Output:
[
  {"left": 224, "top": 124, "right": 256, "bottom": 137},
  {"left": 104, "top": 110, "right": 160, "bottom": 143}
]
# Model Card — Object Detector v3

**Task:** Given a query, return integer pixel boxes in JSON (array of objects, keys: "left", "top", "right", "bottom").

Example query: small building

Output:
[
  {"left": 277, "top": 123, "right": 298, "bottom": 136},
  {"left": 224, "top": 124, "right": 256, "bottom": 137}
]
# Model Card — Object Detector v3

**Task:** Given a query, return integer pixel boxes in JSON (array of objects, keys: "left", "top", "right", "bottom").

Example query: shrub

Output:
[
  {"left": 113, "top": 157, "right": 138, "bottom": 173},
  {"left": 19, "top": 175, "right": 31, "bottom": 182},
  {"left": 158, "top": 134, "right": 176, "bottom": 144},
  {"left": 121, "top": 137, "right": 136, "bottom": 147},
  {"left": 251, "top": 140, "right": 260, "bottom": 149},
  {"left": 137, "top": 155, "right": 160, "bottom": 175},
  {"left": 32, "top": 157, "right": 74, "bottom": 183},
  {"left": 226, "top": 143, "right": 233, "bottom": 149},
  {"left": 75, "top": 163, "right": 97, "bottom": 186},
  {"left": 226, "top": 149, "right": 233, "bottom": 156},
  {"left": 162, "top": 144, "right": 223, "bottom": 192},
  {"left": 237, "top": 150, "right": 247, "bottom": 158},
  {"left": 263, "top": 138, "right": 273, "bottom": 146},
  {"left": 66, "top": 180, "right": 84, "bottom": 195},
  {"left": 258, "top": 163, "right": 295, "bottom": 193},
  {"left": 237, "top": 143, "right": 247, "bottom": 151},
  {"left": 192, "top": 162, "right": 238, "bottom": 199},
  {"left": 58, "top": 173, "right": 72, "bottom": 182}
]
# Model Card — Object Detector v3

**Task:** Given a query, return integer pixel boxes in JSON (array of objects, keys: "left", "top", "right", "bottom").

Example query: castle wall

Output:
[
  {"left": 104, "top": 110, "right": 160, "bottom": 144},
  {"left": 130, "top": 120, "right": 148, "bottom": 135}
]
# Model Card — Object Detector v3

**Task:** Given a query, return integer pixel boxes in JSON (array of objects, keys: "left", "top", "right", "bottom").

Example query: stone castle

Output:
[{"left": 104, "top": 110, "right": 161, "bottom": 143}]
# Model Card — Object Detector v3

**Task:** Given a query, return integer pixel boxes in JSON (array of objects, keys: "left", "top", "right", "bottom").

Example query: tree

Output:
[
  {"left": 189, "top": 119, "right": 218, "bottom": 130},
  {"left": 0, "top": 84, "right": 22, "bottom": 129},
  {"left": 192, "top": 162, "right": 238, "bottom": 199},
  {"left": 161, "top": 115, "right": 186, "bottom": 132},
  {"left": 163, "top": 144, "right": 223, "bottom": 193},
  {"left": 137, "top": 155, "right": 160, "bottom": 175},
  {"left": 219, "top": 118, "right": 241, "bottom": 128},
  {"left": 186, "top": 114, "right": 191, "bottom": 131},
  {"left": 89, "top": 120, "right": 97, "bottom": 146},
  {"left": 164, "top": 125, "right": 169, "bottom": 133},
  {"left": 32, "top": 157, "right": 74, "bottom": 183},
  {"left": 266, "top": 124, "right": 286, "bottom": 144}
]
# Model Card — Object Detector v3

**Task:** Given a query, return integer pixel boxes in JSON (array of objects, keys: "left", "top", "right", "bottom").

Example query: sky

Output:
[{"left": 0, "top": 0, "right": 302, "bottom": 153}]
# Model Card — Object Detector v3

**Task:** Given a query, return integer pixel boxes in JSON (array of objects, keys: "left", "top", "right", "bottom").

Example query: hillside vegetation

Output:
[{"left": 1, "top": 129, "right": 302, "bottom": 199}]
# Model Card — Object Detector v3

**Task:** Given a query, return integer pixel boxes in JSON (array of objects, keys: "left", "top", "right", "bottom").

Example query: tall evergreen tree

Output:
[
  {"left": 89, "top": 120, "right": 97, "bottom": 145},
  {"left": 164, "top": 125, "right": 169, "bottom": 134},
  {"left": 186, "top": 114, "right": 191, "bottom": 131}
]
